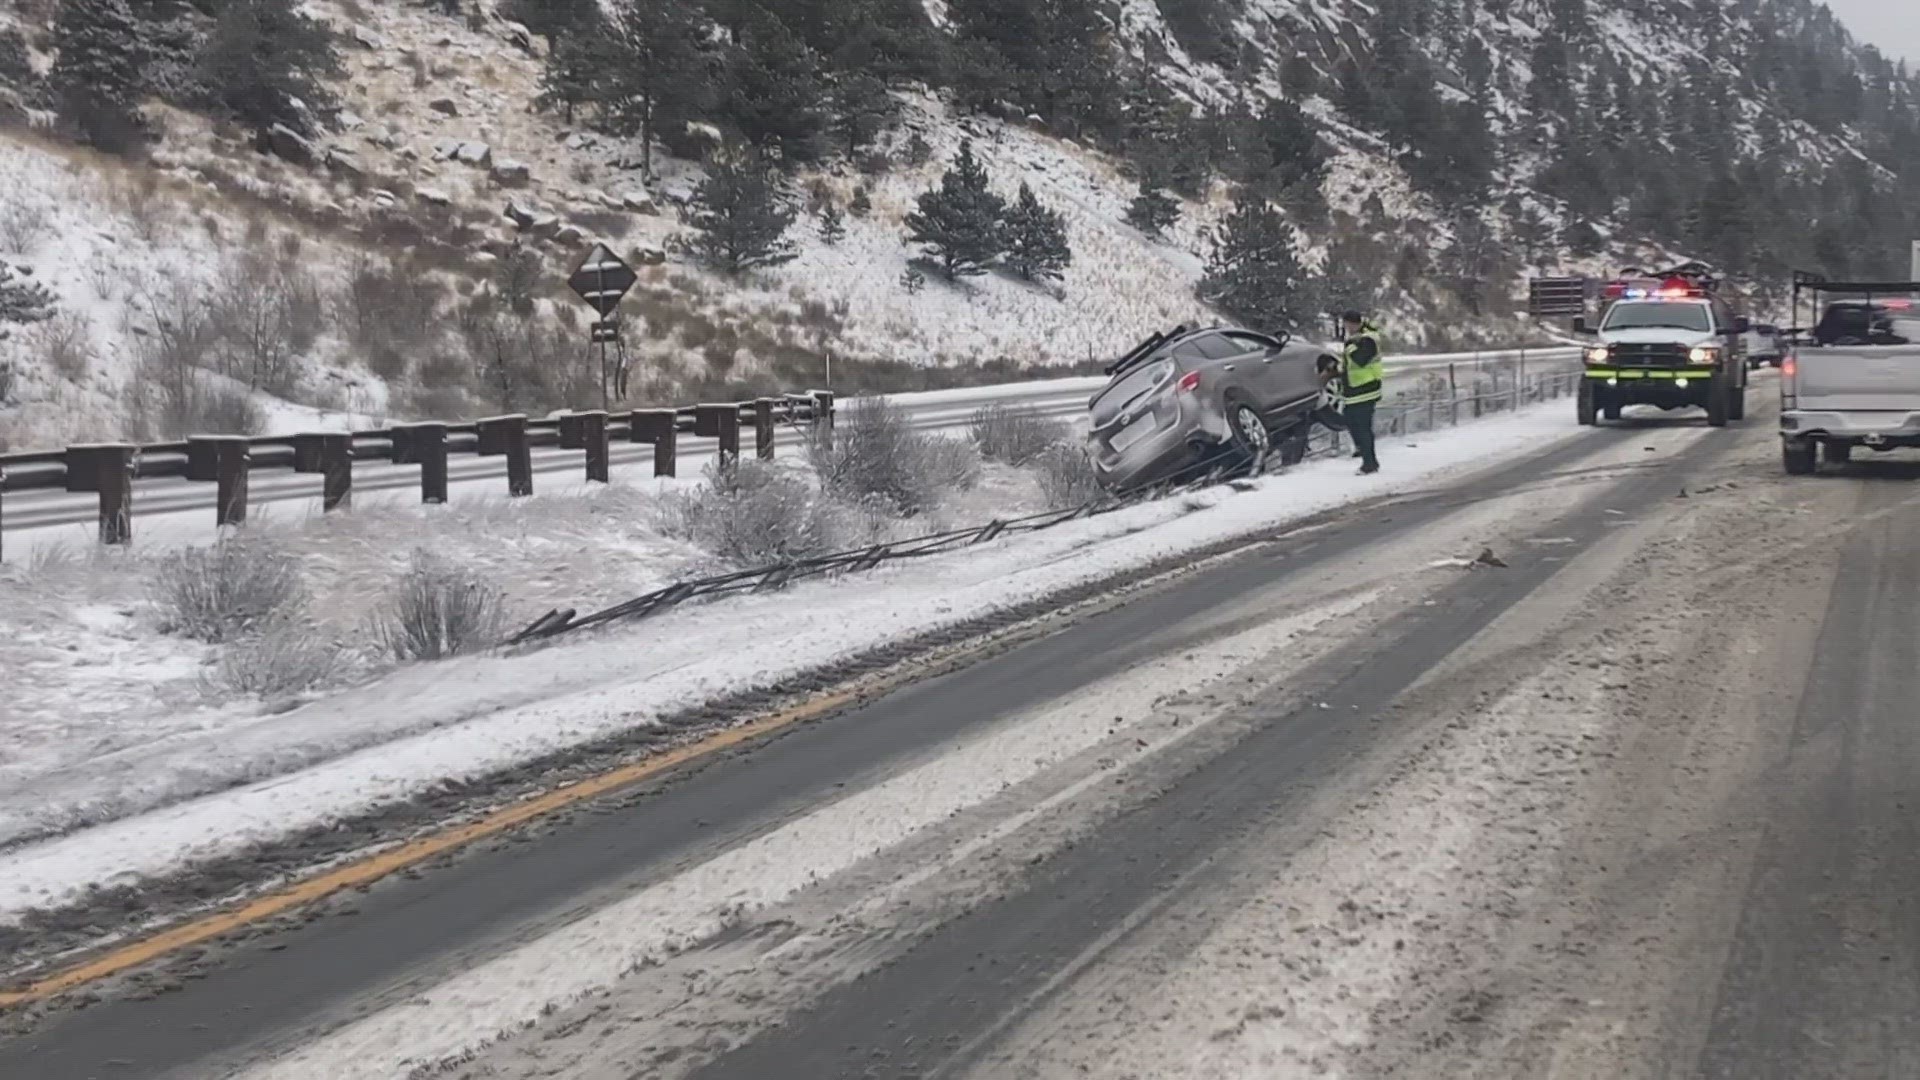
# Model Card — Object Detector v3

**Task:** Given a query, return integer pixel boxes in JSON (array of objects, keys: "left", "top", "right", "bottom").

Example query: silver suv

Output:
[{"left": 1089, "top": 325, "right": 1326, "bottom": 492}]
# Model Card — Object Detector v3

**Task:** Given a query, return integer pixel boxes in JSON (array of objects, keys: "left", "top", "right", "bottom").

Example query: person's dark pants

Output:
[{"left": 1346, "top": 400, "right": 1379, "bottom": 471}]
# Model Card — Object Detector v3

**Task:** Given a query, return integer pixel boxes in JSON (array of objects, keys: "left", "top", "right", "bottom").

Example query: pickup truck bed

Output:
[{"left": 1780, "top": 343, "right": 1920, "bottom": 473}]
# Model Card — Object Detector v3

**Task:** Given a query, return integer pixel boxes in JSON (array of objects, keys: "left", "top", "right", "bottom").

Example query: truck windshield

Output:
[{"left": 1603, "top": 303, "right": 1712, "bottom": 333}]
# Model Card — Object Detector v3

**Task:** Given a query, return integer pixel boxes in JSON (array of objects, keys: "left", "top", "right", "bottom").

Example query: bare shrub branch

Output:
[
  {"left": 1030, "top": 442, "right": 1104, "bottom": 510},
  {"left": 805, "top": 396, "right": 979, "bottom": 516},
  {"left": 372, "top": 550, "right": 510, "bottom": 661},
  {"left": 207, "top": 623, "right": 346, "bottom": 698},
  {"left": 657, "top": 458, "right": 841, "bottom": 568},
  {"left": 967, "top": 403, "right": 1067, "bottom": 466},
  {"left": 150, "top": 537, "right": 306, "bottom": 643}
]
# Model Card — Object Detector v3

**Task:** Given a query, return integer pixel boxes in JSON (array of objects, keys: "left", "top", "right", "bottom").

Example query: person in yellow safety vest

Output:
[{"left": 1340, "top": 311, "right": 1384, "bottom": 475}]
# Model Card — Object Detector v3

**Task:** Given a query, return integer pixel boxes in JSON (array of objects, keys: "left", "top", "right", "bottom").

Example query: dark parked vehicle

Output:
[
  {"left": 1088, "top": 325, "right": 1326, "bottom": 492},
  {"left": 1813, "top": 300, "right": 1914, "bottom": 346},
  {"left": 1744, "top": 323, "right": 1786, "bottom": 368}
]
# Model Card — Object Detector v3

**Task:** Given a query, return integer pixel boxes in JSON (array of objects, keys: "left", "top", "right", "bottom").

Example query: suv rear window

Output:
[
  {"left": 1098, "top": 357, "right": 1175, "bottom": 410},
  {"left": 1184, "top": 334, "right": 1243, "bottom": 361}
]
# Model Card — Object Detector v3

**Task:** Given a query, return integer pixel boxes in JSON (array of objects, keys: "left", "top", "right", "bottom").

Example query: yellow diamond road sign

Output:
[{"left": 568, "top": 243, "right": 637, "bottom": 318}]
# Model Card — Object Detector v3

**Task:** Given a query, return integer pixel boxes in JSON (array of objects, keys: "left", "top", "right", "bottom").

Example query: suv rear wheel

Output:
[{"left": 1227, "top": 401, "right": 1271, "bottom": 468}]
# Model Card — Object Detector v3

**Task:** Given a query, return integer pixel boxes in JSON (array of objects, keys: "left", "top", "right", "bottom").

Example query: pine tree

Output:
[
  {"left": 0, "top": 260, "right": 55, "bottom": 337},
  {"left": 850, "top": 185, "right": 873, "bottom": 217},
  {"left": 679, "top": 156, "right": 801, "bottom": 274},
  {"left": 1251, "top": 96, "right": 1326, "bottom": 193},
  {"left": 1125, "top": 178, "right": 1180, "bottom": 238},
  {"left": 827, "top": 72, "right": 898, "bottom": 159},
  {"left": 603, "top": 0, "right": 710, "bottom": 177},
  {"left": 1198, "top": 192, "right": 1309, "bottom": 331},
  {"left": 1441, "top": 210, "right": 1504, "bottom": 317},
  {"left": 0, "top": 28, "right": 35, "bottom": 92},
  {"left": 48, "top": 0, "right": 147, "bottom": 152},
  {"left": 501, "top": 0, "right": 599, "bottom": 46},
  {"left": 537, "top": 22, "right": 615, "bottom": 126},
  {"left": 720, "top": 6, "right": 828, "bottom": 166},
  {"left": 1510, "top": 202, "right": 1556, "bottom": 271},
  {"left": 1002, "top": 182, "right": 1071, "bottom": 283},
  {"left": 903, "top": 139, "right": 1006, "bottom": 280},
  {"left": 816, "top": 199, "right": 846, "bottom": 245},
  {"left": 196, "top": 0, "right": 342, "bottom": 137}
]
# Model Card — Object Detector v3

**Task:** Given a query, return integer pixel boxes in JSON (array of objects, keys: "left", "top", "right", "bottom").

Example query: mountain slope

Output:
[{"left": 0, "top": 0, "right": 1915, "bottom": 449}]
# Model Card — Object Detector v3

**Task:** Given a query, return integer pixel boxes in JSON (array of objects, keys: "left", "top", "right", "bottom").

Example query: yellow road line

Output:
[
  {"left": 0, "top": 524, "right": 1253, "bottom": 1010},
  {"left": 0, "top": 686, "right": 863, "bottom": 1009}
]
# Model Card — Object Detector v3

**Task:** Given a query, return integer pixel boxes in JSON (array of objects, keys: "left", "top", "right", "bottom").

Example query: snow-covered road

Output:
[
  {"left": 33, "top": 376, "right": 1920, "bottom": 1076},
  {"left": 13, "top": 390, "right": 1917, "bottom": 1080}
]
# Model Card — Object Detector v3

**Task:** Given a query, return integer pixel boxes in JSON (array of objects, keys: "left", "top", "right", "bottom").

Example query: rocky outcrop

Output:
[
  {"left": 263, "top": 124, "right": 318, "bottom": 167},
  {"left": 490, "top": 159, "right": 532, "bottom": 186}
]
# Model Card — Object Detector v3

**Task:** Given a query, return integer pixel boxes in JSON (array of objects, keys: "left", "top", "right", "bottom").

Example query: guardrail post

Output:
[
  {"left": 631, "top": 409, "right": 677, "bottom": 477},
  {"left": 695, "top": 403, "right": 741, "bottom": 470},
  {"left": 810, "top": 390, "right": 834, "bottom": 450},
  {"left": 557, "top": 411, "right": 587, "bottom": 451},
  {"left": 479, "top": 414, "right": 533, "bottom": 497},
  {"left": 294, "top": 432, "right": 353, "bottom": 511},
  {"left": 580, "top": 411, "right": 610, "bottom": 483},
  {"left": 190, "top": 435, "right": 251, "bottom": 527},
  {"left": 409, "top": 422, "right": 448, "bottom": 504},
  {"left": 184, "top": 438, "right": 215, "bottom": 483},
  {"left": 753, "top": 398, "right": 777, "bottom": 460},
  {"left": 66, "top": 443, "right": 137, "bottom": 545},
  {"left": 390, "top": 424, "right": 423, "bottom": 465},
  {"left": 99, "top": 444, "right": 134, "bottom": 545}
]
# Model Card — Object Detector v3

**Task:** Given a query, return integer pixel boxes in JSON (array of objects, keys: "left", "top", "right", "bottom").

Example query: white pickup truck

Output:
[{"left": 1779, "top": 294, "right": 1920, "bottom": 474}]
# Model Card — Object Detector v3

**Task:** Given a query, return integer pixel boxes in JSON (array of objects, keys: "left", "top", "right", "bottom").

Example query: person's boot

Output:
[{"left": 1359, "top": 462, "right": 1380, "bottom": 475}]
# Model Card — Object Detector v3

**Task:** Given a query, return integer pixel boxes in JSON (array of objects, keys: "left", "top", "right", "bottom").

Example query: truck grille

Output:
[{"left": 1610, "top": 343, "right": 1689, "bottom": 366}]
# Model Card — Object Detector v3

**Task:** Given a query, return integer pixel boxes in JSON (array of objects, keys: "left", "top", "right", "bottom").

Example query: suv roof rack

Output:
[{"left": 1106, "top": 323, "right": 1192, "bottom": 377}]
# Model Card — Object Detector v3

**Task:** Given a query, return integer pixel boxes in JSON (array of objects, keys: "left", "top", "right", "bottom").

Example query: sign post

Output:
[{"left": 567, "top": 243, "right": 638, "bottom": 410}]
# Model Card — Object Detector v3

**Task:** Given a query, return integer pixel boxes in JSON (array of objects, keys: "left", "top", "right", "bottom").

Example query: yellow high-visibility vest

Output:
[{"left": 1342, "top": 325, "right": 1385, "bottom": 405}]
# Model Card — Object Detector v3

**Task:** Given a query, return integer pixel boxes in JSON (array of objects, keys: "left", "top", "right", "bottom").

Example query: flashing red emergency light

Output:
[{"left": 1603, "top": 274, "right": 1709, "bottom": 302}]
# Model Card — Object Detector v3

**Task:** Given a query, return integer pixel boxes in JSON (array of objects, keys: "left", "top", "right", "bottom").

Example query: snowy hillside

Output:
[{"left": 1, "top": 0, "right": 1915, "bottom": 449}]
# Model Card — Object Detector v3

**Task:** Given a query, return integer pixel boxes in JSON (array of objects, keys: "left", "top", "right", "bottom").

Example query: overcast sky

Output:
[{"left": 1823, "top": 0, "right": 1920, "bottom": 65}]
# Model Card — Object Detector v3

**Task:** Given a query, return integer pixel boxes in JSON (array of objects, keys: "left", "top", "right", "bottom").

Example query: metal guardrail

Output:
[
  {"left": 0, "top": 394, "right": 832, "bottom": 558},
  {"left": 0, "top": 346, "right": 1580, "bottom": 560},
  {"left": 512, "top": 366, "right": 1584, "bottom": 645}
]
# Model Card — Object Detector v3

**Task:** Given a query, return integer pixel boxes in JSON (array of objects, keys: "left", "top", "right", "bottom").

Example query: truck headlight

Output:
[
  {"left": 1585, "top": 346, "right": 1609, "bottom": 364},
  {"left": 1689, "top": 346, "right": 1718, "bottom": 363}
]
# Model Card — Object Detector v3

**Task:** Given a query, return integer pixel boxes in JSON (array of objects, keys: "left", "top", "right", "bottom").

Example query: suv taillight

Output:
[{"left": 1176, "top": 371, "right": 1202, "bottom": 394}]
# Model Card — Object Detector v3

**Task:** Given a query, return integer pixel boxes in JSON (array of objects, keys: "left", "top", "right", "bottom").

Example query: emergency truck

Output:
[{"left": 1571, "top": 263, "right": 1751, "bottom": 427}]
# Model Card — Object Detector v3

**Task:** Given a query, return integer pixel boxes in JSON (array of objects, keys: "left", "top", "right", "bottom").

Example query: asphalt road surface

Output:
[{"left": 5, "top": 388, "right": 1916, "bottom": 1080}]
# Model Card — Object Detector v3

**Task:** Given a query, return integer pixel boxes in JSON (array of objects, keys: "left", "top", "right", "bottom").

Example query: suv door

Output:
[
  {"left": 1177, "top": 332, "right": 1255, "bottom": 402},
  {"left": 1223, "top": 330, "right": 1317, "bottom": 412}
]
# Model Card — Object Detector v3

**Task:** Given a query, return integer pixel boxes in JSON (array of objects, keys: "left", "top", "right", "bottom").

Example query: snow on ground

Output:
[
  {"left": 0, "top": 398, "right": 1584, "bottom": 925},
  {"left": 0, "top": 132, "right": 392, "bottom": 449}
]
